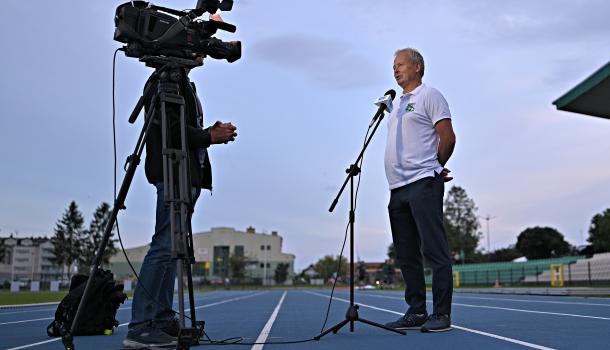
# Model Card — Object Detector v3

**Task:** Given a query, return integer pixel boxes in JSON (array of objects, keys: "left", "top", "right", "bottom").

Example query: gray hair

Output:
[{"left": 395, "top": 48, "right": 425, "bottom": 78}]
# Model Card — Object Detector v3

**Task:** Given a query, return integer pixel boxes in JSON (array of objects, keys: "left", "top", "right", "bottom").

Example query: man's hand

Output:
[
  {"left": 441, "top": 168, "right": 453, "bottom": 182},
  {"left": 210, "top": 13, "right": 223, "bottom": 22},
  {"left": 210, "top": 121, "right": 237, "bottom": 144}
]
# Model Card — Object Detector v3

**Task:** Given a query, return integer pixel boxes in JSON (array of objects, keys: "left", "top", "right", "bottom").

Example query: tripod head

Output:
[{"left": 127, "top": 55, "right": 201, "bottom": 124}]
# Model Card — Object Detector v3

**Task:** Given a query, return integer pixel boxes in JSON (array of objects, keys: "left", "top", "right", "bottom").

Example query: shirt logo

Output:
[{"left": 406, "top": 103, "right": 416, "bottom": 112}]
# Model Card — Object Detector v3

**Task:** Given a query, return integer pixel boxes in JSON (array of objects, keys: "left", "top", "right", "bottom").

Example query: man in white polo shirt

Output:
[{"left": 384, "top": 48, "right": 456, "bottom": 332}]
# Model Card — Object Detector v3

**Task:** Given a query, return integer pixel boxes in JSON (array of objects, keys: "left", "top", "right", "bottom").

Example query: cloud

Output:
[
  {"left": 251, "top": 34, "right": 380, "bottom": 89},
  {"left": 446, "top": 0, "right": 610, "bottom": 44}
]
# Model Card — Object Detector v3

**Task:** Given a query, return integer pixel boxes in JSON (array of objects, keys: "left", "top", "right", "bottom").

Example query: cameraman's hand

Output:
[
  {"left": 210, "top": 121, "right": 237, "bottom": 144},
  {"left": 210, "top": 13, "right": 223, "bottom": 22}
]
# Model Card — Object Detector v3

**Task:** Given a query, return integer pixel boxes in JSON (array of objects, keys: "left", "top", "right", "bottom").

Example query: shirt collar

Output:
[{"left": 400, "top": 83, "right": 425, "bottom": 99}]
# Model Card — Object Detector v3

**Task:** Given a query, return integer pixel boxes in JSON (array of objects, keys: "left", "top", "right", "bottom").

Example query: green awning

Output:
[{"left": 553, "top": 61, "right": 610, "bottom": 119}]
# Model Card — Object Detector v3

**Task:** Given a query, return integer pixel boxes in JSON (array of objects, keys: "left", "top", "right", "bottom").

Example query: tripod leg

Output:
[
  {"left": 65, "top": 92, "right": 158, "bottom": 347},
  {"left": 357, "top": 317, "right": 406, "bottom": 335},
  {"left": 314, "top": 319, "right": 350, "bottom": 340}
]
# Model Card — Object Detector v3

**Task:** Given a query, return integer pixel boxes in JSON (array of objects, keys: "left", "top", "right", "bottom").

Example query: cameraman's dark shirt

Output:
[{"left": 143, "top": 71, "right": 213, "bottom": 190}]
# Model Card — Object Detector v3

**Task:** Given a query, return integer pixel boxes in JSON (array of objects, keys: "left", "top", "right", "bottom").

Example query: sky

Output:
[{"left": 1, "top": 0, "right": 610, "bottom": 271}]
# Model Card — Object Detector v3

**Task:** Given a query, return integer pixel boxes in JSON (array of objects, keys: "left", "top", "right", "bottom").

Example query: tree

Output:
[
  {"left": 516, "top": 226, "right": 571, "bottom": 260},
  {"left": 443, "top": 186, "right": 481, "bottom": 262},
  {"left": 387, "top": 243, "right": 396, "bottom": 260},
  {"left": 313, "top": 255, "right": 347, "bottom": 281},
  {"left": 274, "top": 263, "right": 290, "bottom": 284},
  {"left": 228, "top": 253, "right": 246, "bottom": 282},
  {"left": 488, "top": 245, "right": 522, "bottom": 262},
  {"left": 587, "top": 208, "right": 610, "bottom": 253},
  {"left": 79, "top": 202, "right": 118, "bottom": 272},
  {"left": 50, "top": 201, "right": 85, "bottom": 278}
]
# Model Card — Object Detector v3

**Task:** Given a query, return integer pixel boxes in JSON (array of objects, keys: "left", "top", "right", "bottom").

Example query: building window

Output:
[
  {"left": 213, "top": 246, "right": 230, "bottom": 278},
  {"left": 260, "top": 263, "right": 264, "bottom": 268},
  {"left": 260, "top": 245, "right": 265, "bottom": 250},
  {"left": 266, "top": 245, "right": 271, "bottom": 250},
  {"left": 235, "top": 246, "right": 244, "bottom": 257}
]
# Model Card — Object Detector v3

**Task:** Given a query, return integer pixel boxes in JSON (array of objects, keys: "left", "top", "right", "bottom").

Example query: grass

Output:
[
  {"left": 0, "top": 291, "right": 67, "bottom": 305},
  {"left": 0, "top": 290, "right": 137, "bottom": 306}
]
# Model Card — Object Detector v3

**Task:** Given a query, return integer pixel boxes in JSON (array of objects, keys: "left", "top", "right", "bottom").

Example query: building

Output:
[
  {"left": 553, "top": 61, "right": 610, "bottom": 119},
  {"left": 0, "top": 236, "right": 61, "bottom": 283},
  {"left": 109, "top": 226, "right": 295, "bottom": 284}
]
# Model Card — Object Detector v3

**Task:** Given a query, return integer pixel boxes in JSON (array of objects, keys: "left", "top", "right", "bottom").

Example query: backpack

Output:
[{"left": 47, "top": 269, "right": 128, "bottom": 337}]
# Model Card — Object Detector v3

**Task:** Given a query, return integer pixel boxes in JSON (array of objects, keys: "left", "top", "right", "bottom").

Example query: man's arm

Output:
[{"left": 435, "top": 119, "right": 455, "bottom": 166}]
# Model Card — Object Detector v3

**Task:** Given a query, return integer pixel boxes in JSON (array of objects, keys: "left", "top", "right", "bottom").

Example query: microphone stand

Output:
[{"left": 315, "top": 102, "right": 406, "bottom": 340}]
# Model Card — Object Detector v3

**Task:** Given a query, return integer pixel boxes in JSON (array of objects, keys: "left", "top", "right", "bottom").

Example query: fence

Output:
[{"left": 446, "top": 254, "right": 610, "bottom": 288}]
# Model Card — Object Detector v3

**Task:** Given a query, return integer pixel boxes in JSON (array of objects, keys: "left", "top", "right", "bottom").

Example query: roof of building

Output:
[{"left": 553, "top": 61, "right": 610, "bottom": 119}]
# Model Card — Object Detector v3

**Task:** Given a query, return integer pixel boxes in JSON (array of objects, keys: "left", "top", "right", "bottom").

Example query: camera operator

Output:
[{"left": 124, "top": 14, "right": 237, "bottom": 349}]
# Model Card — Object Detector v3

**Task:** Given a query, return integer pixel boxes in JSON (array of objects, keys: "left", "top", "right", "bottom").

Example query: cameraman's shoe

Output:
[
  {"left": 159, "top": 318, "right": 180, "bottom": 338},
  {"left": 420, "top": 314, "right": 451, "bottom": 332},
  {"left": 123, "top": 326, "right": 177, "bottom": 348},
  {"left": 385, "top": 312, "right": 428, "bottom": 330}
]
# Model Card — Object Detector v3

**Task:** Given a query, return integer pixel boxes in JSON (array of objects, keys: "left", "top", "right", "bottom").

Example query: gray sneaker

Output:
[
  {"left": 123, "top": 326, "right": 177, "bottom": 348},
  {"left": 385, "top": 312, "right": 428, "bottom": 330},
  {"left": 420, "top": 314, "right": 451, "bottom": 332}
]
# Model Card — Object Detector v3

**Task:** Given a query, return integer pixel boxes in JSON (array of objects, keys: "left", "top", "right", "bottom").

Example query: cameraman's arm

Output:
[
  {"left": 166, "top": 106, "right": 235, "bottom": 147},
  {"left": 183, "top": 122, "right": 237, "bottom": 148}
]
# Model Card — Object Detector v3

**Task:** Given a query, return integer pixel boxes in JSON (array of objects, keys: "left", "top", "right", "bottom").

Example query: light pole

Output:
[{"left": 481, "top": 215, "right": 496, "bottom": 252}]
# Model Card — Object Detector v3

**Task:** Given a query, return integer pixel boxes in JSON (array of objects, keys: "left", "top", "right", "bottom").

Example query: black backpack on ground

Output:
[{"left": 47, "top": 269, "right": 128, "bottom": 337}]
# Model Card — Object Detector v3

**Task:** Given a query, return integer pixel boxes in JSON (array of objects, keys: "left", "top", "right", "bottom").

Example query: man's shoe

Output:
[
  {"left": 385, "top": 312, "right": 428, "bottom": 330},
  {"left": 123, "top": 327, "right": 177, "bottom": 348},
  {"left": 420, "top": 314, "right": 451, "bottom": 332}
]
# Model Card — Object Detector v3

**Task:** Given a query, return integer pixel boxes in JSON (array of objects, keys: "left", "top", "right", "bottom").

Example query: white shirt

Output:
[{"left": 384, "top": 83, "right": 452, "bottom": 190}]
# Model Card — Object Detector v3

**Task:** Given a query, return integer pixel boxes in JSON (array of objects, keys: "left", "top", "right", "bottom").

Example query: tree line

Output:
[
  {"left": 441, "top": 185, "right": 610, "bottom": 262},
  {"left": 310, "top": 185, "right": 610, "bottom": 276},
  {"left": 50, "top": 201, "right": 118, "bottom": 277}
]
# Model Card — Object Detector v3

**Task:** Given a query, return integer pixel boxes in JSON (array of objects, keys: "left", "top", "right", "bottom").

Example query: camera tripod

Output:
[{"left": 63, "top": 56, "right": 205, "bottom": 350}]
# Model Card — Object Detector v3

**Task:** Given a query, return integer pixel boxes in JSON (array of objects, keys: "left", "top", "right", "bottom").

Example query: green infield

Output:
[
  {"left": 0, "top": 290, "right": 136, "bottom": 306},
  {"left": 0, "top": 291, "right": 66, "bottom": 305}
]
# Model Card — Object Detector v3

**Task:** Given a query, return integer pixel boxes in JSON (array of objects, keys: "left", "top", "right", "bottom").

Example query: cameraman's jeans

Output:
[
  {"left": 129, "top": 183, "right": 201, "bottom": 331},
  {"left": 388, "top": 173, "right": 453, "bottom": 316}
]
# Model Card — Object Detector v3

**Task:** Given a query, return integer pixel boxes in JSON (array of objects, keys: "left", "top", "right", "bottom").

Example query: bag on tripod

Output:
[{"left": 47, "top": 269, "right": 128, "bottom": 337}]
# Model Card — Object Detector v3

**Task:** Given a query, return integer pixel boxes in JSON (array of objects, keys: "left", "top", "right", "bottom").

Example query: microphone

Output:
[{"left": 370, "top": 89, "right": 396, "bottom": 127}]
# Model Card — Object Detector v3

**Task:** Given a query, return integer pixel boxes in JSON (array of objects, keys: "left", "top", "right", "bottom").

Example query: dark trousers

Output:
[
  {"left": 388, "top": 173, "right": 453, "bottom": 315},
  {"left": 129, "top": 183, "right": 201, "bottom": 330}
]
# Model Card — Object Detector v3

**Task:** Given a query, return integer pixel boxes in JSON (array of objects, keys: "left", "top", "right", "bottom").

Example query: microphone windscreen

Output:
[{"left": 385, "top": 89, "right": 396, "bottom": 100}]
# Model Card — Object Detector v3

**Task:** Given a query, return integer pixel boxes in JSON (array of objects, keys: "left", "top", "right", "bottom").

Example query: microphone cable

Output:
[{"left": 318, "top": 122, "right": 372, "bottom": 333}]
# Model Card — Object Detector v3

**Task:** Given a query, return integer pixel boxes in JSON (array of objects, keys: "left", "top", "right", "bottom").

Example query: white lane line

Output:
[
  {"left": 449, "top": 325, "right": 555, "bottom": 350},
  {"left": 0, "top": 291, "right": 223, "bottom": 315},
  {"left": 453, "top": 295, "right": 610, "bottom": 307},
  {"left": 371, "top": 291, "right": 610, "bottom": 308},
  {"left": 452, "top": 302, "right": 610, "bottom": 321},
  {"left": 0, "top": 293, "right": 262, "bottom": 326},
  {"left": 6, "top": 292, "right": 268, "bottom": 350},
  {"left": 0, "top": 308, "right": 58, "bottom": 316},
  {"left": 251, "top": 291, "right": 287, "bottom": 350},
  {"left": 305, "top": 291, "right": 556, "bottom": 350},
  {"left": 6, "top": 338, "right": 63, "bottom": 350},
  {"left": 358, "top": 293, "right": 610, "bottom": 321},
  {"left": 0, "top": 302, "right": 59, "bottom": 309},
  {"left": 0, "top": 317, "right": 53, "bottom": 326},
  {"left": 193, "top": 291, "right": 268, "bottom": 311}
]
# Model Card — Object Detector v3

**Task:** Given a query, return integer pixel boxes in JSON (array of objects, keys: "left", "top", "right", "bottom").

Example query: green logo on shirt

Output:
[{"left": 406, "top": 103, "right": 416, "bottom": 112}]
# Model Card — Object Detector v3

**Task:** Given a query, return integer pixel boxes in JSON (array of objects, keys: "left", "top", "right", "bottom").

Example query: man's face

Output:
[{"left": 393, "top": 52, "right": 421, "bottom": 89}]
